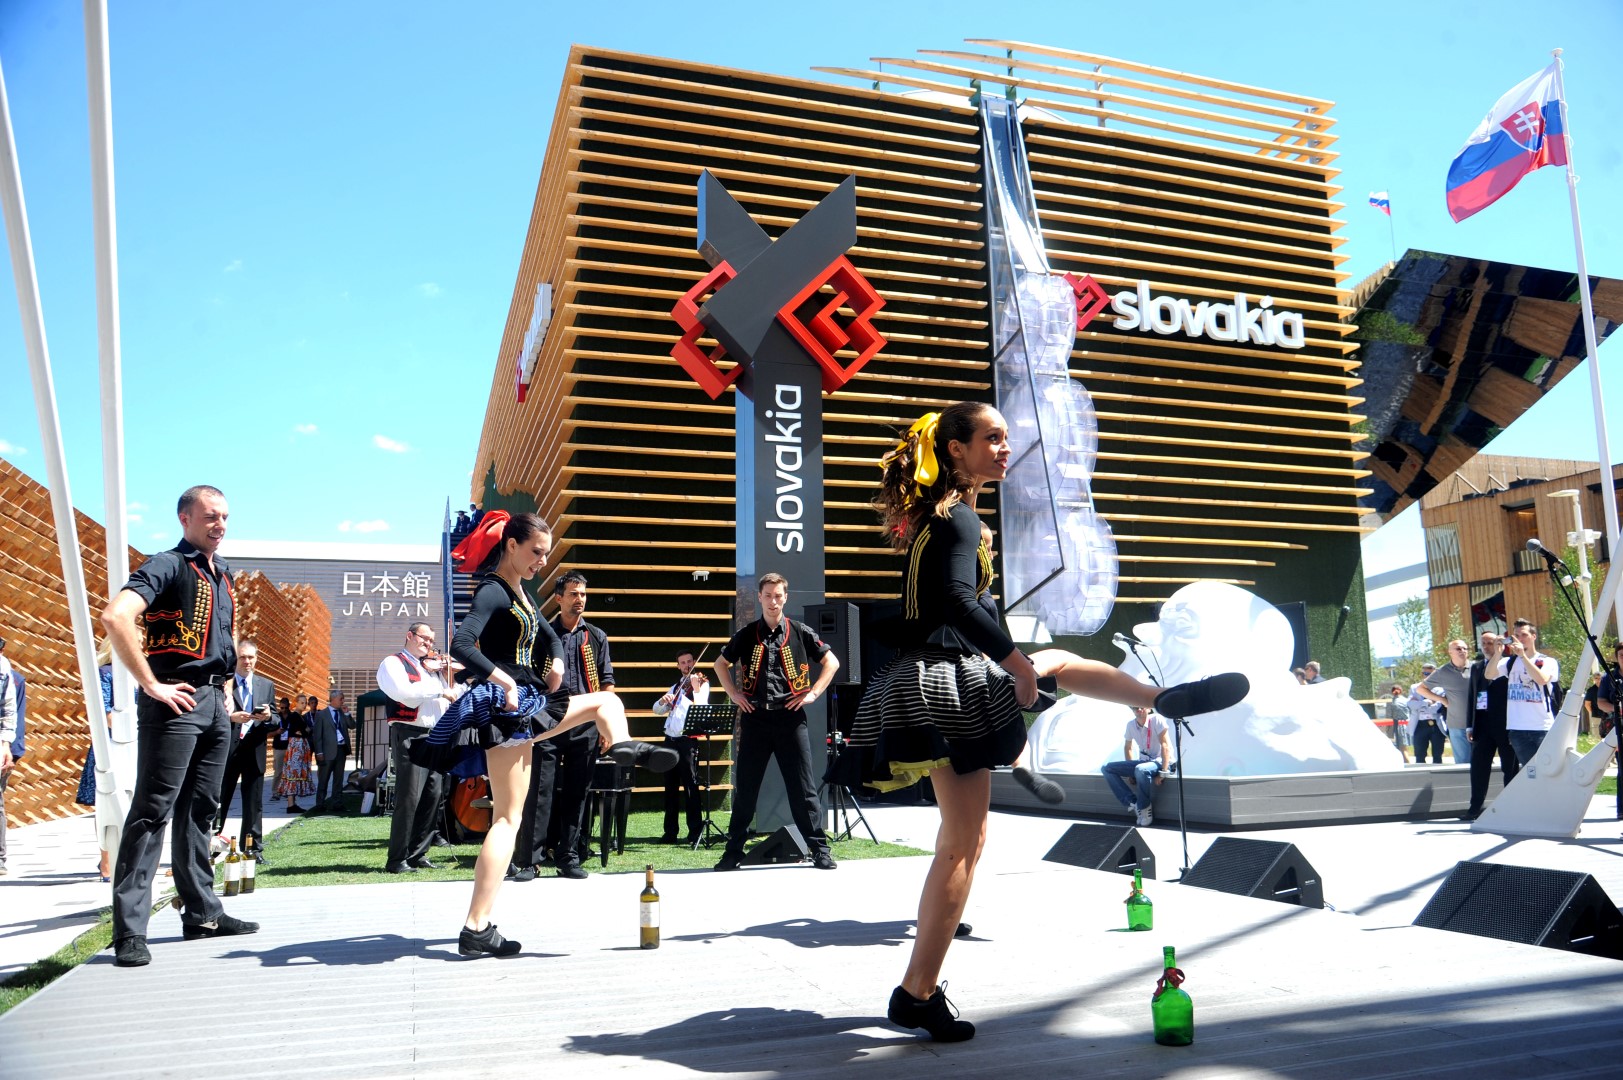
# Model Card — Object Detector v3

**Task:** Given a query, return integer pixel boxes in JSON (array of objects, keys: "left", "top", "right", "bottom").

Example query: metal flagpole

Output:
[
  {"left": 0, "top": 56, "right": 117, "bottom": 811},
  {"left": 1551, "top": 48, "right": 1621, "bottom": 637},
  {"left": 84, "top": 0, "right": 137, "bottom": 858}
]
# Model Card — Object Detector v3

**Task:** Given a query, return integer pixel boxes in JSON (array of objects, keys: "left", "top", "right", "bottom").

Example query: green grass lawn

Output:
[{"left": 254, "top": 802, "right": 925, "bottom": 889}]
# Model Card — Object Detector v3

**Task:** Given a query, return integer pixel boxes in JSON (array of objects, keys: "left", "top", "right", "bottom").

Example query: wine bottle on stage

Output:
[
  {"left": 1151, "top": 945, "right": 1193, "bottom": 1046},
  {"left": 639, "top": 864, "right": 660, "bottom": 949},
  {"left": 1125, "top": 868, "right": 1153, "bottom": 931},
  {"left": 241, "top": 839, "right": 257, "bottom": 894},
  {"left": 223, "top": 839, "right": 243, "bottom": 897}
]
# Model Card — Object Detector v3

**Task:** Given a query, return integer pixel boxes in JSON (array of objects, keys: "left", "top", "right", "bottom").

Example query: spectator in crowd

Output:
[
  {"left": 1101, "top": 706, "right": 1172, "bottom": 826},
  {"left": 1409, "top": 663, "right": 1445, "bottom": 764},
  {"left": 1466, "top": 630, "right": 1515, "bottom": 820},
  {"left": 271, "top": 697, "right": 294, "bottom": 792},
  {"left": 0, "top": 635, "right": 22, "bottom": 877},
  {"left": 276, "top": 709, "right": 315, "bottom": 812},
  {"left": 1388, "top": 683, "right": 1412, "bottom": 764},
  {"left": 1304, "top": 660, "right": 1325, "bottom": 684},
  {"left": 310, "top": 689, "right": 354, "bottom": 810},
  {"left": 78, "top": 641, "right": 116, "bottom": 880},
  {"left": 1595, "top": 642, "right": 1622, "bottom": 820},
  {"left": 1416, "top": 639, "right": 1473, "bottom": 765},
  {"left": 1292, "top": 667, "right": 1307, "bottom": 684},
  {"left": 1501, "top": 618, "right": 1559, "bottom": 767}
]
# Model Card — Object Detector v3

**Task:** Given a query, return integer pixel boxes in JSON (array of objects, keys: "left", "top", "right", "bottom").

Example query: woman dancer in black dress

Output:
[
  {"left": 846, "top": 402, "right": 1245, "bottom": 1040},
  {"left": 411, "top": 511, "right": 632, "bottom": 957}
]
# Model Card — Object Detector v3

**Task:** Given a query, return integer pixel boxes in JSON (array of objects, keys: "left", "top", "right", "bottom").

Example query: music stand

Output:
[{"left": 682, "top": 704, "right": 736, "bottom": 849}]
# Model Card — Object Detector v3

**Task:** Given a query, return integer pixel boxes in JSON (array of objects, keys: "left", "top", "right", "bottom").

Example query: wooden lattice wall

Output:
[{"left": 234, "top": 572, "right": 332, "bottom": 704}]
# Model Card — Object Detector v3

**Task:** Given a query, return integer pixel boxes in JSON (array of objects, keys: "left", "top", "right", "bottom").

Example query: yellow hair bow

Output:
[{"left": 880, "top": 412, "right": 941, "bottom": 501}]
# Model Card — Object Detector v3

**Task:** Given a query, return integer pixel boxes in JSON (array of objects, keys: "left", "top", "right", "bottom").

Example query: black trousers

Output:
[
  {"left": 662, "top": 734, "right": 704, "bottom": 840},
  {"left": 215, "top": 746, "right": 265, "bottom": 851},
  {"left": 513, "top": 725, "right": 563, "bottom": 868},
  {"left": 387, "top": 723, "right": 444, "bottom": 865},
  {"left": 724, "top": 710, "right": 830, "bottom": 857},
  {"left": 545, "top": 724, "right": 596, "bottom": 867},
  {"left": 1468, "top": 726, "right": 1519, "bottom": 813},
  {"left": 1414, "top": 718, "right": 1445, "bottom": 764},
  {"left": 114, "top": 684, "right": 231, "bottom": 941}
]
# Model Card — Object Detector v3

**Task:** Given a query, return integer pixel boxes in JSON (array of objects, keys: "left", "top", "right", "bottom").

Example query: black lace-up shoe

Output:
[
  {"left": 887, "top": 983, "right": 975, "bottom": 1042},
  {"left": 607, "top": 740, "right": 681, "bottom": 774},
  {"left": 113, "top": 936, "right": 151, "bottom": 967},
  {"left": 182, "top": 913, "right": 260, "bottom": 940},
  {"left": 1153, "top": 672, "right": 1250, "bottom": 720}
]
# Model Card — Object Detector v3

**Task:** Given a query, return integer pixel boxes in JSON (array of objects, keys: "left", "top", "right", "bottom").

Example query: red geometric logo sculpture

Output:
[
  {"left": 670, "top": 262, "right": 745, "bottom": 400},
  {"left": 775, "top": 255, "right": 887, "bottom": 393},
  {"left": 1064, "top": 271, "right": 1112, "bottom": 333}
]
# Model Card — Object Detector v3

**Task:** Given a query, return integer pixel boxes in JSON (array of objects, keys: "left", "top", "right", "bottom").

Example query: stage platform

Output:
[
  {"left": 3, "top": 799, "right": 1623, "bottom": 1078},
  {"left": 993, "top": 763, "right": 1504, "bottom": 828}
]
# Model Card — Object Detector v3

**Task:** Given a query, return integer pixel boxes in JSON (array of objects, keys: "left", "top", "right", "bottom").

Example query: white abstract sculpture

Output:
[{"left": 1028, "top": 581, "right": 1403, "bottom": 776}]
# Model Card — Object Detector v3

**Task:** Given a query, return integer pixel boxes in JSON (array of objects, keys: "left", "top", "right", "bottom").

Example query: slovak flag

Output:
[
  {"left": 1368, "top": 191, "right": 1391, "bottom": 216},
  {"left": 1446, "top": 63, "right": 1567, "bottom": 222}
]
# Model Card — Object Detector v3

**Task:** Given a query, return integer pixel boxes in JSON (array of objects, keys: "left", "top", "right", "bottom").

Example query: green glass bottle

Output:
[
  {"left": 1125, "top": 868, "right": 1153, "bottom": 931},
  {"left": 1151, "top": 945, "right": 1193, "bottom": 1046}
]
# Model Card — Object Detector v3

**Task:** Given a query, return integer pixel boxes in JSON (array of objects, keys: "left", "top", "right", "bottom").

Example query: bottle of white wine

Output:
[
  {"left": 241, "top": 838, "right": 257, "bottom": 894},
  {"left": 223, "top": 838, "right": 242, "bottom": 897},
  {"left": 639, "top": 864, "right": 660, "bottom": 949}
]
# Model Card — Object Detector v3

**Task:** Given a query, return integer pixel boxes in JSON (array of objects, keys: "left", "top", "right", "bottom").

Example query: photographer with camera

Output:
[
  {"left": 1499, "top": 618, "right": 1560, "bottom": 769},
  {"left": 214, "top": 639, "right": 278, "bottom": 861}
]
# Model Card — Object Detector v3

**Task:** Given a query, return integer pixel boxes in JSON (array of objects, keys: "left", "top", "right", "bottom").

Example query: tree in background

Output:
[{"left": 1393, "top": 594, "right": 1434, "bottom": 688}]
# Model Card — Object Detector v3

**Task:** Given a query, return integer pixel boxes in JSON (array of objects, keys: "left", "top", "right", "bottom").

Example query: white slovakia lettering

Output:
[
  {"left": 1107, "top": 283, "right": 1305, "bottom": 349},
  {"left": 765, "top": 383, "right": 805, "bottom": 552}
]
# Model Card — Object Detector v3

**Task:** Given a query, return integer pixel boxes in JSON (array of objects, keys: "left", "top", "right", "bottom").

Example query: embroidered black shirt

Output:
[
  {"left": 721, "top": 617, "right": 831, "bottom": 712},
  {"left": 452, "top": 574, "right": 565, "bottom": 689},
  {"left": 121, "top": 538, "right": 236, "bottom": 682},
  {"left": 547, "top": 616, "right": 614, "bottom": 718}
]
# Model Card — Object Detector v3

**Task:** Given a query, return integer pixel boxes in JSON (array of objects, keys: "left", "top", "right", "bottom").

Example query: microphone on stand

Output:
[
  {"left": 1112, "top": 631, "right": 1147, "bottom": 649},
  {"left": 1526, "top": 538, "right": 1569, "bottom": 570}
]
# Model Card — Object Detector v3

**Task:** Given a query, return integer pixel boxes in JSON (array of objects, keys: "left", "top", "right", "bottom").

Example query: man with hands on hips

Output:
[{"left": 711, "top": 573, "right": 839, "bottom": 872}]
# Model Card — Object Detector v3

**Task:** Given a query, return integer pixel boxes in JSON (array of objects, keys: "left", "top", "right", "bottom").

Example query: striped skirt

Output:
[
  {"left": 834, "top": 647, "right": 1027, "bottom": 792},
  {"left": 407, "top": 681, "right": 548, "bottom": 779}
]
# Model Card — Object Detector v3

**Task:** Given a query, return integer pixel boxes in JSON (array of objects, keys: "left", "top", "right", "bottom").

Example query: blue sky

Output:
[{"left": 1, "top": 1, "right": 1620, "bottom": 568}]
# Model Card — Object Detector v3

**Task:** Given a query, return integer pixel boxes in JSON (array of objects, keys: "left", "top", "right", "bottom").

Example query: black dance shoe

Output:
[
  {"left": 607, "top": 740, "right": 680, "bottom": 774},
  {"left": 887, "top": 984, "right": 975, "bottom": 1042},
  {"left": 458, "top": 922, "right": 521, "bottom": 958},
  {"left": 1011, "top": 766, "right": 1065, "bottom": 805},
  {"left": 1153, "top": 672, "right": 1250, "bottom": 720}
]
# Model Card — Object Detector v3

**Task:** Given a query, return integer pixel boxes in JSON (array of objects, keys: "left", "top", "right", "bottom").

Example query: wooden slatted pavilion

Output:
[{"left": 470, "top": 41, "right": 1375, "bottom": 775}]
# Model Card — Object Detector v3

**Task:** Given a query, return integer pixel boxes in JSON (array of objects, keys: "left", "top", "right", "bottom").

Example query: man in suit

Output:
[
  {"left": 310, "top": 689, "right": 354, "bottom": 810},
  {"left": 214, "top": 639, "right": 277, "bottom": 858}
]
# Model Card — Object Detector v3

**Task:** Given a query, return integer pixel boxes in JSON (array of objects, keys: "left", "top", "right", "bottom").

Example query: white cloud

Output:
[
  {"left": 373, "top": 434, "right": 410, "bottom": 453},
  {"left": 128, "top": 501, "right": 147, "bottom": 512},
  {"left": 417, "top": 282, "right": 442, "bottom": 299},
  {"left": 224, "top": 259, "right": 242, "bottom": 273},
  {"left": 0, "top": 438, "right": 25, "bottom": 456},
  {"left": 338, "top": 519, "right": 390, "bottom": 534},
  {"left": 293, "top": 423, "right": 318, "bottom": 435},
  {"left": 128, "top": 514, "right": 143, "bottom": 525}
]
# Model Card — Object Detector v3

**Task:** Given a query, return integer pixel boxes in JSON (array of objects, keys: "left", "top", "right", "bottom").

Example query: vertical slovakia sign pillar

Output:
[{"left": 670, "top": 171, "right": 886, "bottom": 829}]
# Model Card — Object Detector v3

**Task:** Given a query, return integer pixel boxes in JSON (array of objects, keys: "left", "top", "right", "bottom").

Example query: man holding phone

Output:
[{"left": 215, "top": 639, "right": 278, "bottom": 859}]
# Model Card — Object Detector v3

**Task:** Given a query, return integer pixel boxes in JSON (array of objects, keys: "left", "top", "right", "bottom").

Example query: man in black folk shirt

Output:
[
  {"left": 101, "top": 485, "right": 259, "bottom": 968},
  {"left": 713, "top": 572, "right": 840, "bottom": 872}
]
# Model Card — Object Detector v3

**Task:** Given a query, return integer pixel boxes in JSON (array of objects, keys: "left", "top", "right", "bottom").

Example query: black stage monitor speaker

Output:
[
  {"left": 1414, "top": 861, "right": 1623, "bottom": 960},
  {"left": 805, "top": 602, "right": 861, "bottom": 685},
  {"left": 1183, "top": 837, "right": 1323, "bottom": 908},
  {"left": 740, "top": 825, "right": 810, "bottom": 866},
  {"left": 1042, "top": 824, "right": 1156, "bottom": 879}
]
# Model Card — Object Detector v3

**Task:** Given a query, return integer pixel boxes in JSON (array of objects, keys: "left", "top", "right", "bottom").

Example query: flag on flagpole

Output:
[
  {"left": 1445, "top": 63, "right": 1567, "bottom": 222},
  {"left": 1368, "top": 191, "right": 1391, "bottom": 216}
]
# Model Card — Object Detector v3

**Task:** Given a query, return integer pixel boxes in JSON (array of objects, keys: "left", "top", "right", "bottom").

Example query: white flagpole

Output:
[
  {"left": 0, "top": 57, "right": 116, "bottom": 803},
  {"left": 85, "top": 0, "right": 137, "bottom": 857},
  {"left": 1551, "top": 49, "right": 1622, "bottom": 637}
]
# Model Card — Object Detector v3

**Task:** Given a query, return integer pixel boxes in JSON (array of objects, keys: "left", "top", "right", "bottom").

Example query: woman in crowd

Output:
[
  {"left": 276, "top": 708, "right": 315, "bottom": 813},
  {"left": 77, "top": 641, "right": 115, "bottom": 881},
  {"left": 841, "top": 403, "right": 1245, "bottom": 1041},
  {"left": 409, "top": 510, "right": 640, "bottom": 958}
]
